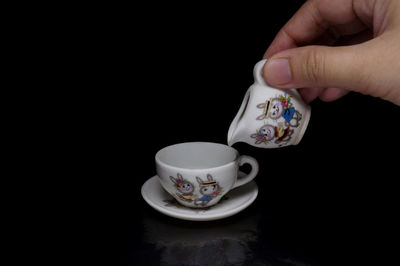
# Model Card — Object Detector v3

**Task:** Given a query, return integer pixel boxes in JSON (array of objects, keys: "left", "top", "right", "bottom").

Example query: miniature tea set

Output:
[
  {"left": 141, "top": 172, "right": 258, "bottom": 221},
  {"left": 141, "top": 59, "right": 311, "bottom": 221},
  {"left": 228, "top": 59, "right": 311, "bottom": 148}
]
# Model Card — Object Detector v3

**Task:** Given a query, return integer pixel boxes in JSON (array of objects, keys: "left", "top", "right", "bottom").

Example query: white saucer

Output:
[{"left": 141, "top": 172, "right": 258, "bottom": 221}]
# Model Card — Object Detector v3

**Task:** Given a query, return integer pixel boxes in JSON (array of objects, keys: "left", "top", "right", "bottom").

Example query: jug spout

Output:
[
  {"left": 227, "top": 123, "right": 239, "bottom": 146},
  {"left": 227, "top": 89, "right": 251, "bottom": 146},
  {"left": 227, "top": 120, "right": 243, "bottom": 146},
  {"left": 227, "top": 59, "right": 311, "bottom": 149}
]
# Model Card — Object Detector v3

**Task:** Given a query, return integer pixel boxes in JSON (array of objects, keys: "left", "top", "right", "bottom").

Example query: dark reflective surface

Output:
[
  {"left": 114, "top": 174, "right": 399, "bottom": 266},
  {"left": 141, "top": 209, "right": 261, "bottom": 265},
  {"left": 118, "top": 192, "right": 348, "bottom": 266}
]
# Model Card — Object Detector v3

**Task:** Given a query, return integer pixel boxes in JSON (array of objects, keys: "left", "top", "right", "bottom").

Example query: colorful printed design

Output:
[
  {"left": 251, "top": 124, "right": 293, "bottom": 145},
  {"left": 163, "top": 195, "right": 229, "bottom": 212},
  {"left": 256, "top": 93, "right": 302, "bottom": 127},
  {"left": 194, "top": 174, "right": 222, "bottom": 207},
  {"left": 250, "top": 124, "right": 275, "bottom": 144},
  {"left": 169, "top": 173, "right": 195, "bottom": 202},
  {"left": 274, "top": 125, "right": 293, "bottom": 144}
]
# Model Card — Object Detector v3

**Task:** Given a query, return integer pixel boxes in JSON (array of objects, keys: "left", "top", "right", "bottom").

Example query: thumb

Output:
[{"left": 263, "top": 45, "right": 366, "bottom": 92}]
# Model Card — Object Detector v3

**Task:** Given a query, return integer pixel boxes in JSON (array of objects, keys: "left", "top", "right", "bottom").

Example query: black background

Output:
[{"left": 71, "top": 1, "right": 400, "bottom": 265}]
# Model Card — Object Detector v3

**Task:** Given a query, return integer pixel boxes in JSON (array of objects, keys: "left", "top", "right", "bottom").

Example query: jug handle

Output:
[
  {"left": 253, "top": 59, "right": 268, "bottom": 86},
  {"left": 254, "top": 59, "right": 302, "bottom": 98}
]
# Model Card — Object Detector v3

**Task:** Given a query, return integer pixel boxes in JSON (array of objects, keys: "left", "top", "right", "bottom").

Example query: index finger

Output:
[{"left": 264, "top": 0, "right": 362, "bottom": 58}]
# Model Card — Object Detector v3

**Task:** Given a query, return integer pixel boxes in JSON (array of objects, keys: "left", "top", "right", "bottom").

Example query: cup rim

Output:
[{"left": 155, "top": 142, "right": 239, "bottom": 170}]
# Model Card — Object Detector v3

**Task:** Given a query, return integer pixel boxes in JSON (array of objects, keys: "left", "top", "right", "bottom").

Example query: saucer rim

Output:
[{"left": 141, "top": 175, "right": 258, "bottom": 221}]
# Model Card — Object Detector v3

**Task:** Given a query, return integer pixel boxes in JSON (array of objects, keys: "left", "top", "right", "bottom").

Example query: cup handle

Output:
[{"left": 233, "top": 155, "right": 259, "bottom": 189}]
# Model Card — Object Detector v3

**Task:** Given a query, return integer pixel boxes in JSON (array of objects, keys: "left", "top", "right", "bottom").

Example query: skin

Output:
[{"left": 263, "top": 0, "right": 400, "bottom": 105}]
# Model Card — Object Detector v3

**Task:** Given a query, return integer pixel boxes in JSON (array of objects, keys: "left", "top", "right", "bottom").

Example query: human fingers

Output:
[
  {"left": 318, "top": 87, "right": 350, "bottom": 102},
  {"left": 298, "top": 87, "right": 323, "bottom": 103},
  {"left": 298, "top": 87, "right": 350, "bottom": 103},
  {"left": 263, "top": 36, "right": 400, "bottom": 105},
  {"left": 263, "top": 45, "right": 363, "bottom": 90},
  {"left": 264, "top": 0, "right": 366, "bottom": 58}
]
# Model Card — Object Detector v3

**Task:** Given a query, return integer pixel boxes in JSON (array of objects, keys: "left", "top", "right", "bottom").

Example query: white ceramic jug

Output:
[{"left": 228, "top": 59, "right": 311, "bottom": 148}]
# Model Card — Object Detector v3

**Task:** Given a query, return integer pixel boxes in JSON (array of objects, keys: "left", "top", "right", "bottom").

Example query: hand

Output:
[{"left": 263, "top": 0, "right": 400, "bottom": 105}]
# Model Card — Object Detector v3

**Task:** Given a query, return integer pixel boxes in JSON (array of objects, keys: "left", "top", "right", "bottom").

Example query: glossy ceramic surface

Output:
[
  {"left": 228, "top": 59, "right": 311, "bottom": 148},
  {"left": 141, "top": 174, "right": 258, "bottom": 221}
]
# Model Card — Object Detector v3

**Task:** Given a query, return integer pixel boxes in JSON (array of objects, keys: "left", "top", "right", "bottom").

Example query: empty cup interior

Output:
[{"left": 156, "top": 142, "right": 238, "bottom": 169}]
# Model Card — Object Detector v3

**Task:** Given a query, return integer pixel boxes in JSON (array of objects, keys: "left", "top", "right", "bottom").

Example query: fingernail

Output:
[{"left": 265, "top": 58, "right": 292, "bottom": 85}]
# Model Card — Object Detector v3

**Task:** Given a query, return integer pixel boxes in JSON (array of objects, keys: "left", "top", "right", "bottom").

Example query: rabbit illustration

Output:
[
  {"left": 274, "top": 124, "right": 294, "bottom": 144},
  {"left": 170, "top": 173, "right": 195, "bottom": 202},
  {"left": 256, "top": 94, "right": 302, "bottom": 127},
  {"left": 195, "top": 174, "right": 222, "bottom": 206},
  {"left": 251, "top": 124, "right": 276, "bottom": 144},
  {"left": 251, "top": 124, "right": 293, "bottom": 145}
]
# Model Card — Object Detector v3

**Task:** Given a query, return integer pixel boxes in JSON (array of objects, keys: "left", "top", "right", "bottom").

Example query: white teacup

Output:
[
  {"left": 155, "top": 142, "right": 258, "bottom": 208},
  {"left": 228, "top": 59, "right": 311, "bottom": 148}
]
